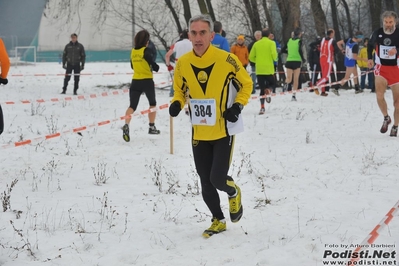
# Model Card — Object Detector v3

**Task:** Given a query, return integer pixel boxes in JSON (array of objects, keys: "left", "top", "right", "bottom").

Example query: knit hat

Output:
[{"left": 237, "top": 35, "right": 245, "bottom": 40}]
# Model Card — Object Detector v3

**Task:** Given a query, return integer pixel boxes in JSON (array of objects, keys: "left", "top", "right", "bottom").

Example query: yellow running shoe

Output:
[
  {"left": 229, "top": 185, "right": 243, "bottom": 223},
  {"left": 202, "top": 218, "right": 226, "bottom": 238},
  {"left": 314, "top": 88, "right": 320, "bottom": 95},
  {"left": 122, "top": 124, "right": 130, "bottom": 142}
]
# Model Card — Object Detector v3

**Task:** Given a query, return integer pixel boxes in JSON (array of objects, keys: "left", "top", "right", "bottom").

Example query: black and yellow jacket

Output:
[
  {"left": 130, "top": 47, "right": 159, "bottom": 79},
  {"left": 172, "top": 44, "right": 252, "bottom": 141}
]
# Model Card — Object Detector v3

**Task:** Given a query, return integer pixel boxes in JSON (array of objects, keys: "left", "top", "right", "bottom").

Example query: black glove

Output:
[
  {"left": 152, "top": 63, "right": 160, "bottom": 72},
  {"left": 81, "top": 64, "right": 84, "bottom": 71},
  {"left": 169, "top": 101, "right": 181, "bottom": 117},
  {"left": 62, "top": 64, "right": 67, "bottom": 69},
  {"left": 223, "top": 103, "right": 242, "bottom": 123},
  {"left": 0, "top": 78, "right": 8, "bottom": 85}
]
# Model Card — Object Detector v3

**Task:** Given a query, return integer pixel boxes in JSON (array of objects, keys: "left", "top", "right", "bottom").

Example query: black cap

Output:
[{"left": 294, "top": 27, "right": 303, "bottom": 36}]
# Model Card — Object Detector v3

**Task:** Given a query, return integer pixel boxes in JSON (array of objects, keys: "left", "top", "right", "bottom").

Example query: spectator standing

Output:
[
  {"left": 211, "top": 21, "right": 230, "bottom": 52},
  {"left": 268, "top": 33, "right": 281, "bottom": 93},
  {"left": 230, "top": 35, "right": 249, "bottom": 68},
  {"left": 308, "top": 36, "right": 322, "bottom": 91},
  {"left": 165, "top": 30, "right": 193, "bottom": 97},
  {"left": 248, "top": 30, "right": 262, "bottom": 94},
  {"left": 357, "top": 37, "right": 375, "bottom": 92},
  {"left": 61, "top": 33, "right": 86, "bottom": 95},
  {"left": 147, "top": 39, "right": 158, "bottom": 62}
]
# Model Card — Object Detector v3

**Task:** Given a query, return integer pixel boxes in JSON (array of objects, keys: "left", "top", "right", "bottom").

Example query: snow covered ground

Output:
[{"left": 0, "top": 62, "right": 398, "bottom": 266}]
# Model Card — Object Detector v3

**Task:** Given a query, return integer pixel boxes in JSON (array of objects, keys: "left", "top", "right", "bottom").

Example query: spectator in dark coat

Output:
[
  {"left": 308, "top": 36, "right": 322, "bottom": 90},
  {"left": 62, "top": 33, "right": 86, "bottom": 95}
]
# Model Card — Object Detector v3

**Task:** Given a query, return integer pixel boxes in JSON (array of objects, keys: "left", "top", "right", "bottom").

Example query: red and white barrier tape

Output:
[
  {"left": 0, "top": 70, "right": 372, "bottom": 148},
  {"left": 250, "top": 70, "right": 372, "bottom": 100},
  {"left": 0, "top": 79, "right": 172, "bottom": 105},
  {"left": 9, "top": 71, "right": 170, "bottom": 77},
  {"left": 0, "top": 103, "right": 169, "bottom": 149},
  {"left": 1, "top": 88, "right": 129, "bottom": 105},
  {"left": 9, "top": 69, "right": 364, "bottom": 77},
  {"left": 347, "top": 200, "right": 399, "bottom": 265}
]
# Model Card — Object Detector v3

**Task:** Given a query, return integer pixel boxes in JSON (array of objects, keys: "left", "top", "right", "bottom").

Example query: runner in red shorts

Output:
[{"left": 368, "top": 11, "right": 399, "bottom": 136}]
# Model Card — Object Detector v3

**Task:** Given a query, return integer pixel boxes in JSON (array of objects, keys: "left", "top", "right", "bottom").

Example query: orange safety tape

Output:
[
  {"left": 347, "top": 200, "right": 399, "bottom": 265},
  {"left": 1, "top": 78, "right": 172, "bottom": 105},
  {"left": 0, "top": 70, "right": 373, "bottom": 148},
  {"left": 9, "top": 71, "right": 170, "bottom": 77},
  {"left": 250, "top": 70, "right": 372, "bottom": 100},
  {"left": 0, "top": 103, "right": 169, "bottom": 149}
]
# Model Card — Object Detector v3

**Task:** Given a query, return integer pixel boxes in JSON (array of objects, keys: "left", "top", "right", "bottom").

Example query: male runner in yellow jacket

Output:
[{"left": 169, "top": 14, "right": 252, "bottom": 238}]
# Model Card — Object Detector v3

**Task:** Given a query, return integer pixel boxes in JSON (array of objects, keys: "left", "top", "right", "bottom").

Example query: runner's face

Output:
[
  {"left": 383, "top": 17, "right": 396, "bottom": 34},
  {"left": 189, "top": 20, "right": 214, "bottom": 57}
]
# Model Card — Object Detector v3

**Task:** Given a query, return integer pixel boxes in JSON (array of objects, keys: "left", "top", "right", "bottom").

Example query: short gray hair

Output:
[
  {"left": 381, "top": 10, "right": 398, "bottom": 21},
  {"left": 189, "top": 14, "right": 214, "bottom": 33},
  {"left": 254, "top": 30, "right": 262, "bottom": 37}
]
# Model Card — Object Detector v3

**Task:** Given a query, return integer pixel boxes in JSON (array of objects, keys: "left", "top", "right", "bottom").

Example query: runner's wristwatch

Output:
[{"left": 235, "top": 103, "right": 243, "bottom": 111}]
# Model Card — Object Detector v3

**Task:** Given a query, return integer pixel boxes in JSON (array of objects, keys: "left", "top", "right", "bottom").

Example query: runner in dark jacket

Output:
[{"left": 62, "top": 33, "right": 86, "bottom": 95}]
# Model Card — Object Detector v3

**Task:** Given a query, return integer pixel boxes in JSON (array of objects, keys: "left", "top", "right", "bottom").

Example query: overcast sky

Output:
[{"left": 0, "top": 0, "right": 46, "bottom": 47}]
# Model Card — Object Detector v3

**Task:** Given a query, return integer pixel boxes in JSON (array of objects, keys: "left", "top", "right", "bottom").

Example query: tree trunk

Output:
[
  {"left": 205, "top": 0, "right": 216, "bottom": 21},
  {"left": 276, "top": 0, "right": 300, "bottom": 44},
  {"left": 330, "top": 0, "right": 345, "bottom": 84},
  {"left": 385, "top": 0, "right": 395, "bottom": 10},
  {"left": 242, "top": 0, "right": 263, "bottom": 34},
  {"left": 261, "top": 0, "right": 274, "bottom": 33},
  {"left": 368, "top": 0, "right": 382, "bottom": 31},
  {"left": 310, "top": 0, "right": 327, "bottom": 37},
  {"left": 197, "top": 0, "right": 209, "bottom": 14},
  {"left": 181, "top": 0, "right": 192, "bottom": 26},
  {"left": 242, "top": 0, "right": 254, "bottom": 31},
  {"left": 249, "top": 0, "right": 262, "bottom": 31},
  {"left": 341, "top": 0, "right": 353, "bottom": 35},
  {"left": 164, "top": 0, "right": 183, "bottom": 34},
  {"left": 330, "top": 0, "right": 341, "bottom": 40}
]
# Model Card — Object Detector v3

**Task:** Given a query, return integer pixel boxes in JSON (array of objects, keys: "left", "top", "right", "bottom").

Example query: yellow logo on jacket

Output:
[
  {"left": 197, "top": 71, "right": 208, "bottom": 83},
  {"left": 192, "top": 139, "right": 199, "bottom": 147}
]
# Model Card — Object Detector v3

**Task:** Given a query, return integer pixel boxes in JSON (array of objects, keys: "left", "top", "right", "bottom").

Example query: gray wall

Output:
[{"left": 0, "top": 0, "right": 46, "bottom": 51}]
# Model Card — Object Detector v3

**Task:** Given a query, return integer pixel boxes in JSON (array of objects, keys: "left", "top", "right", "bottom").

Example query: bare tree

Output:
[
  {"left": 261, "top": 0, "right": 275, "bottom": 34},
  {"left": 216, "top": 0, "right": 253, "bottom": 41},
  {"left": 310, "top": 0, "right": 328, "bottom": 37},
  {"left": 241, "top": 0, "right": 262, "bottom": 34},
  {"left": 205, "top": 0, "right": 216, "bottom": 21},
  {"left": 164, "top": 0, "right": 184, "bottom": 34},
  {"left": 385, "top": 0, "right": 395, "bottom": 10},
  {"left": 276, "top": 0, "right": 301, "bottom": 43},
  {"left": 328, "top": 0, "right": 346, "bottom": 82},
  {"left": 341, "top": 0, "right": 353, "bottom": 35},
  {"left": 368, "top": 0, "right": 382, "bottom": 30},
  {"left": 181, "top": 0, "right": 192, "bottom": 26}
]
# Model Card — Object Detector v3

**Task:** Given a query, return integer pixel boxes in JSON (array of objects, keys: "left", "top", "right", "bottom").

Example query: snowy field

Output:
[{"left": 0, "top": 62, "right": 399, "bottom": 266}]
